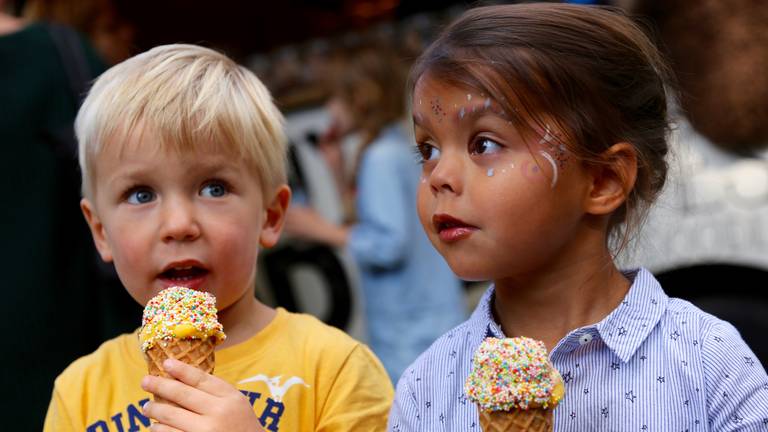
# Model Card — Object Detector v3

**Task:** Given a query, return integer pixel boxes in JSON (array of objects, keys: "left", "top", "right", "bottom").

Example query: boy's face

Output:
[{"left": 81, "top": 131, "right": 289, "bottom": 311}]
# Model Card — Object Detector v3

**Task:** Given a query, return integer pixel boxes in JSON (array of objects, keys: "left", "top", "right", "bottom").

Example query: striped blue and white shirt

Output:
[{"left": 388, "top": 268, "right": 768, "bottom": 431}]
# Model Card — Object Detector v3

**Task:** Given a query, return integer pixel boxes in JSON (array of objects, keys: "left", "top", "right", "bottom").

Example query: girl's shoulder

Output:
[{"left": 398, "top": 319, "right": 479, "bottom": 388}]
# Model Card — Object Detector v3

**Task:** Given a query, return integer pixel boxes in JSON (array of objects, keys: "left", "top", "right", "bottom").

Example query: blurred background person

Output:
[
  {"left": 283, "top": 44, "right": 466, "bottom": 382},
  {"left": 23, "top": 0, "right": 136, "bottom": 64},
  {"left": 627, "top": 0, "right": 768, "bottom": 363},
  {"left": 0, "top": 0, "right": 117, "bottom": 429}
]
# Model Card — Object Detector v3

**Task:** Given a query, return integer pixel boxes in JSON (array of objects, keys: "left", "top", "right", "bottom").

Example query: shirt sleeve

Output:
[
  {"left": 43, "top": 383, "right": 78, "bottom": 432},
  {"left": 387, "top": 374, "right": 421, "bottom": 432},
  {"left": 347, "top": 144, "right": 411, "bottom": 270},
  {"left": 702, "top": 321, "right": 768, "bottom": 430},
  {"left": 317, "top": 344, "right": 394, "bottom": 432}
]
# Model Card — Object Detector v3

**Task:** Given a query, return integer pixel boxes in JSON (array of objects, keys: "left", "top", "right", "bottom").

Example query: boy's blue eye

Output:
[
  {"left": 470, "top": 137, "right": 502, "bottom": 155},
  {"left": 126, "top": 188, "right": 155, "bottom": 204},
  {"left": 415, "top": 143, "right": 441, "bottom": 163},
  {"left": 201, "top": 181, "right": 228, "bottom": 198}
]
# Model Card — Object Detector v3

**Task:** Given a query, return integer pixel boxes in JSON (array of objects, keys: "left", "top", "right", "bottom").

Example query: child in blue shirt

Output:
[{"left": 388, "top": 3, "right": 768, "bottom": 431}]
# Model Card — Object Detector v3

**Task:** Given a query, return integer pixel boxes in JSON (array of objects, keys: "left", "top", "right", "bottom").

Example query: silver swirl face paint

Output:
[{"left": 539, "top": 151, "right": 559, "bottom": 188}]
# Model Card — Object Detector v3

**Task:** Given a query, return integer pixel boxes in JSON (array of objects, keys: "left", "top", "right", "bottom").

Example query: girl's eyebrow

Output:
[{"left": 412, "top": 111, "right": 428, "bottom": 127}]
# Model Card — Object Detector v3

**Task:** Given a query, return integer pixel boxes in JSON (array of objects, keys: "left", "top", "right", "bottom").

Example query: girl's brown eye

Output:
[
  {"left": 415, "top": 143, "right": 440, "bottom": 164},
  {"left": 469, "top": 137, "right": 502, "bottom": 155}
]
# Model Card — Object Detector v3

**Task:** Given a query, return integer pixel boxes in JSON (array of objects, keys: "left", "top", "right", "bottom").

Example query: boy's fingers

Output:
[
  {"left": 148, "top": 423, "right": 184, "bottom": 432},
  {"left": 141, "top": 375, "right": 209, "bottom": 414},
  {"left": 162, "top": 358, "right": 232, "bottom": 397},
  {"left": 142, "top": 400, "right": 199, "bottom": 432}
]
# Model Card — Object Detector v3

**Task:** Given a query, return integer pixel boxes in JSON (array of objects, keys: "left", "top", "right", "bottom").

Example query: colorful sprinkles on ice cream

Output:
[
  {"left": 465, "top": 337, "right": 563, "bottom": 412},
  {"left": 139, "top": 286, "right": 225, "bottom": 352}
]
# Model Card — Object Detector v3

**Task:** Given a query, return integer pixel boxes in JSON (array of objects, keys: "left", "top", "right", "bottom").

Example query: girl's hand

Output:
[{"left": 141, "top": 358, "right": 266, "bottom": 432}]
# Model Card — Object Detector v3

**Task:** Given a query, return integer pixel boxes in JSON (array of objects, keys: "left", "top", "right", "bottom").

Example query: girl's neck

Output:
[{"left": 492, "top": 244, "right": 630, "bottom": 352}]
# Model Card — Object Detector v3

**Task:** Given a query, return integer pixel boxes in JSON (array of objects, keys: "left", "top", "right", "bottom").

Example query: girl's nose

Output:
[
  {"left": 428, "top": 153, "right": 462, "bottom": 196},
  {"left": 160, "top": 199, "right": 201, "bottom": 242}
]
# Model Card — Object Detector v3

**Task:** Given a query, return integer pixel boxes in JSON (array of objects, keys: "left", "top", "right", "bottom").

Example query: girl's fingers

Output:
[
  {"left": 141, "top": 374, "right": 210, "bottom": 414},
  {"left": 162, "top": 358, "right": 234, "bottom": 397}
]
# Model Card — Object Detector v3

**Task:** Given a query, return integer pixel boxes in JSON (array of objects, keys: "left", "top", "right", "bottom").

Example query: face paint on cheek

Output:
[
  {"left": 539, "top": 151, "right": 559, "bottom": 188},
  {"left": 520, "top": 159, "right": 543, "bottom": 183},
  {"left": 537, "top": 124, "right": 570, "bottom": 169},
  {"left": 487, "top": 168, "right": 494, "bottom": 177}
]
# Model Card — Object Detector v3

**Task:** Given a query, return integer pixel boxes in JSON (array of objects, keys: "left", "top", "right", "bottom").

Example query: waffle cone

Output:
[
  {"left": 145, "top": 338, "right": 216, "bottom": 403},
  {"left": 478, "top": 407, "right": 553, "bottom": 432}
]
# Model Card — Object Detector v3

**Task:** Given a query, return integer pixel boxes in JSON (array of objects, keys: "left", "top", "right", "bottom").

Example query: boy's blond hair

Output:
[{"left": 76, "top": 44, "right": 287, "bottom": 199}]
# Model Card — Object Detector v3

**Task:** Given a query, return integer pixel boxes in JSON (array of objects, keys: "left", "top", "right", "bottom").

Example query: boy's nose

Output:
[
  {"left": 160, "top": 200, "right": 201, "bottom": 242},
  {"left": 429, "top": 153, "right": 462, "bottom": 196}
]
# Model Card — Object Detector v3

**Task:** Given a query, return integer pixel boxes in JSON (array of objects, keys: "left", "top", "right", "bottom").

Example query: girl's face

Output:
[{"left": 412, "top": 75, "right": 593, "bottom": 281}]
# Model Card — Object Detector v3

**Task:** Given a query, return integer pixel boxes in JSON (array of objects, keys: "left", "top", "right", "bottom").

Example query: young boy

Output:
[{"left": 43, "top": 44, "right": 393, "bottom": 432}]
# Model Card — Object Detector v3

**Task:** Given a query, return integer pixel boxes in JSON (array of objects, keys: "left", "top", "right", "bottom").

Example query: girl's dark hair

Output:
[{"left": 410, "top": 3, "right": 674, "bottom": 248}]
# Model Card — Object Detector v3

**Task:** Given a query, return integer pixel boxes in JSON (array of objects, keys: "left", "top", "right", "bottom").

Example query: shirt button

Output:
[{"left": 578, "top": 333, "right": 593, "bottom": 345}]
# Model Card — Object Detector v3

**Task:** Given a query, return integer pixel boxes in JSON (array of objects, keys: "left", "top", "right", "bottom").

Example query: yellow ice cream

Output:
[{"left": 139, "top": 286, "right": 226, "bottom": 352}]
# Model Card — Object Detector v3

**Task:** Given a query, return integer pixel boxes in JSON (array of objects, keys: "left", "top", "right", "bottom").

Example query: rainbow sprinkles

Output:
[
  {"left": 464, "top": 336, "right": 564, "bottom": 412},
  {"left": 139, "top": 286, "right": 226, "bottom": 352}
]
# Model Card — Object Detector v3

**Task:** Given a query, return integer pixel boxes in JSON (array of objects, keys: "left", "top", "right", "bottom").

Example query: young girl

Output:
[
  {"left": 388, "top": 4, "right": 768, "bottom": 431},
  {"left": 285, "top": 44, "right": 465, "bottom": 382}
]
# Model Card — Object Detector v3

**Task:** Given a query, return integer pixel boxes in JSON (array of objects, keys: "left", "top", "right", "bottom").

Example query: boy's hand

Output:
[{"left": 141, "top": 358, "right": 266, "bottom": 432}]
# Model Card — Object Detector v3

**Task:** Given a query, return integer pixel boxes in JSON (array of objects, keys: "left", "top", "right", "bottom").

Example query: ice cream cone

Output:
[
  {"left": 478, "top": 407, "right": 553, "bottom": 432},
  {"left": 465, "top": 337, "right": 564, "bottom": 432},
  {"left": 145, "top": 338, "right": 216, "bottom": 378},
  {"left": 140, "top": 286, "right": 225, "bottom": 403}
]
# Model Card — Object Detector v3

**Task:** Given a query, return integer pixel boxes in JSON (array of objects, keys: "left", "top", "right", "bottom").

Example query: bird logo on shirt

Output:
[{"left": 238, "top": 374, "right": 310, "bottom": 402}]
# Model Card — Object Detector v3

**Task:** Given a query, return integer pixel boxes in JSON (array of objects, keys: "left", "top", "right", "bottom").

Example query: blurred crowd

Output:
[{"left": 2, "top": 0, "right": 767, "bottom": 429}]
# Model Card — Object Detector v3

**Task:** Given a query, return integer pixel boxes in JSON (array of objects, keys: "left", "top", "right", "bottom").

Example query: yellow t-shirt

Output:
[{"left": 44, "top": 308, "right": 393, "bottom": 431}]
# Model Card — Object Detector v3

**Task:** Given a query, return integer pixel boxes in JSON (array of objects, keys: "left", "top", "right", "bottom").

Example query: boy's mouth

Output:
[{"left": 158, "top": 261, "right": 209, "bottom": 289}]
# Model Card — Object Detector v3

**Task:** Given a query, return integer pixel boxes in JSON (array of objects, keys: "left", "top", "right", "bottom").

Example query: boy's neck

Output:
[
  {"left": 216, "top": 294, "right": 276, "bottom": 350},
  {"left": 491, "top": 235, "right": 630, "bottom": 352}
]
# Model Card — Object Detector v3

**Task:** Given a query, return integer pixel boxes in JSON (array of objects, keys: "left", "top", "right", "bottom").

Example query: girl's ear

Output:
[
  {"left": 259, "top": 184, "right": 292, "bottom": 248},
  {"left": 80, "top": 198, "right": 114, "bottom": 263},
  {"left": 584, "top": 143, "right": 638, "bottom": 216}
]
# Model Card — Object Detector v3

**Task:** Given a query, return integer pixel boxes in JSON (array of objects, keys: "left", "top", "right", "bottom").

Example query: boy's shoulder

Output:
[
  {"left": 54, "top": 331, "right": 144, "bottom": 389},
  {"left": 268, "top": 309, "right": 364, "bottom": 356}
]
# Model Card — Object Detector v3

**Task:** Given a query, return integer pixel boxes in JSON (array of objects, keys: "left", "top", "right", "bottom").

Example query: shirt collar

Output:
[
  {"left": 594, "top": 268, "right": 668, "bottom": 362},
  {"left": 469, "top": 268, "right": 668, "bottom": 363}
]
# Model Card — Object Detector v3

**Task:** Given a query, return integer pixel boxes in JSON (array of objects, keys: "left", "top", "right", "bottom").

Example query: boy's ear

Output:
[
  {"left": 80, "top": 198, "right": 114, "bottom": 262},
  {"left": 259, "top": 185, "right": 292, "bottom": 248},
  {"left": 584, "top": 143, "right": 638, "bottom": 216}
]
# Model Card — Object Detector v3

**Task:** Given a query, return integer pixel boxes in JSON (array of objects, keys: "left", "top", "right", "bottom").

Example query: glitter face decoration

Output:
[
  {"left": 536, "top": 125, "right": 569, "bottom": 188},
  {"left": 431, "top": 97, "right": 447, "bottom": 122}
]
